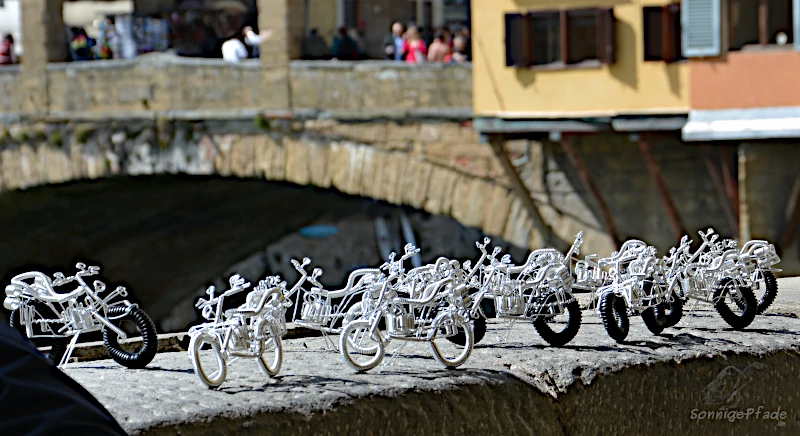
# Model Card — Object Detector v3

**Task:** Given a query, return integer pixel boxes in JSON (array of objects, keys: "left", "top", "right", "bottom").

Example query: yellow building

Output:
[
  {"left": 472, "top": 0, "right": 689, "bottom": 124},
  {"left": 470, "top": 0, "right": 695, "bottom": 250}
]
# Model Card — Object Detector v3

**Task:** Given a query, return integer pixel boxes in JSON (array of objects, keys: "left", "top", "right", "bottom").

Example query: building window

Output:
[
  {"left": 729, "top": 0, "right": 794, "bottom": 50},
  {"left": 643, "top": 4, "right": 683, "bottom": 62},
  {"left": 504, "top": 8, "right": 616, "bottom": 68}
]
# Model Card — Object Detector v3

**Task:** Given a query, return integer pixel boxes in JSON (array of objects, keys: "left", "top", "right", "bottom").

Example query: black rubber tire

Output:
[
  {"left": 734, "top": 270, "right": 778, "bottom": 315},
  {"left": 641, "top": 304, "right": 666, "bottom": 335},
  {"left": 660, "top": 298, "right": 684, "bottom": 328},
  {"left": 9, "top": 308, "right": 28, "bottom": 338},
  {"left": 599, "top": 293, "right": 629, "bottom": 343},
  {"left": 446, "top": 316, "right": 486, "bottom": 346},
  {"left": 10, "top": 307, "right": 70, "bottom": 365},
  {"left": 713, "top": 278, "right": 757, "bottom": 330},
  {"left": 103, "top": 305, "right": 158, "bottom": 369},
  {"left": 533, "top": 299, "right": 582, "bottom": 347},
  {"left": 755, "top": 270, "right": 779, "bottom": 314}
]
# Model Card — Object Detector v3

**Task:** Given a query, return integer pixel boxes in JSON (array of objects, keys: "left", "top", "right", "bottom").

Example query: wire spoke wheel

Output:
[
  {"left": 189, "top": 333, "right": 227, "bottom": 388},
  {"left": 429, "top": 318, "right": 473, "bottom": 369},
  {"left": 340, "top": 321, "right": 384, "bottom": 372},
  {"left": 256, "top": 324, "right": 283, "bottom": 377}
]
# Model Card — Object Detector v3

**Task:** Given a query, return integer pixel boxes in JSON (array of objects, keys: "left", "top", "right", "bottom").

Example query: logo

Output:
[{"left": 690, "top": 363, "right": 787, "bottom": 425}]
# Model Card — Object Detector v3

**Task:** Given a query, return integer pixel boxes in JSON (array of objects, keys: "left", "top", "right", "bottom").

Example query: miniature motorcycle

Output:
[
  {"left": 707, "top": 235, "right": 781, "bottom": 314},
  {"left": 596, "top": 245, "right": 676, "bottom": 342},
  {"left": 465, "top": 233, "right": 583, "bottom": 347},
  {"left": 572, "top": 238, "right": 649, "bottom": 308},
  {"left": 188, "top": 274, "right": 290, "bottom": 388},
  {"left": 290, "top": 255, "right": 387, "bottom": 342},
  {"left": 4, "top": 262, "right": 158, "bottom": 368},
  {"left": 662, "top": 229, "right": 759, "bottom": 330},
  {"left": 339, "top": 247, "right": 475, "bottom": 372}
]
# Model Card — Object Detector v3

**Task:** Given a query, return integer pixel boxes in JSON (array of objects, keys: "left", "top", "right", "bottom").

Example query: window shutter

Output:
[
  {"left": 662, "top": 5, "right": 675, "bottom": 62},
  {"left": 505, "top": 13, "right": 523, "bottom": 67},
  {"left": 522, "top": 13, "right": 534, "bottom": 67},
  {"left": 794, "top": 0, "right": 800, "bottom": 51},
  {"left": 595, "top": 8, "right": 616, "bottom": 64},
  {"left": 681, "top": 0, "right": 721, "bottom": 57}
]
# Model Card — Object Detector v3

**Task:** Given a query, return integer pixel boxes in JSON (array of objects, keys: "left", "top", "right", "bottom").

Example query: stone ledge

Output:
[{"left": 64, "top": 279, "right": 800, "bottom": 435}]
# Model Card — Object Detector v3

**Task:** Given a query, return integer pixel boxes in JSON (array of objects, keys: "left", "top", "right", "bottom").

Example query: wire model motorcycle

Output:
[
  {"left": 388, "top": 239, "right": 492, "bottom": 347},
  {"left": 705, "top": 235, "right": 781, "bottom": 315},
  {"left": 289, "top": 255, "right": 390, "bottom": 348},
  {"left": 4, "top": 262, "right": 158, "bottom": 369},
  {"left": 595, "top": 244, "right": 677, "bottom": 342},
  {"left": 572, "top": 238, "right": 650, "bottom": 309},
  {"left": 660, "top": 228, "right": 759, "bottom": 330},
  {"left": 188, "top": 274, "right": 290, "bottom": 388},
  {"left": 461, "top": 233, "right": 584, "bottom": 347},
  {"left": 338, "top": 246, "right": 475, "bottom": 372}
]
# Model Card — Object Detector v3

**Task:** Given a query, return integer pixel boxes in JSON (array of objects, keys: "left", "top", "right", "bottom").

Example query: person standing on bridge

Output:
[
  {"left": 0, "top": 34, "right": 17, "bottom": 65},
  {"left": 222, "top": 26, "right": 272, "bottom": 63}
]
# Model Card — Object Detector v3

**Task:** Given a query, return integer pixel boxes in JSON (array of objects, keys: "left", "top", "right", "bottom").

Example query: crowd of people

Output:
[
  {"left": 298, "top": 21, "right": 472, "bottom": 63},
  {"left": 381, "top": 22, "right": 472, "bottom": 64},
  {"left": 1, "top": 18, "right": 472, "bottom": 66}
]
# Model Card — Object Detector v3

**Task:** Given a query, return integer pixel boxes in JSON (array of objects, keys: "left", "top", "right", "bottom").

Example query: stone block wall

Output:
[
  {"left": 0, "top": 57, "right": 472, "bottom": 118},
  {"left": 0, "top": 118, "right": 612, "bottom": 259}
]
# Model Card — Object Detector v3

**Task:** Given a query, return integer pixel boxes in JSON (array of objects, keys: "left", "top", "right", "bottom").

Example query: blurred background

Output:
[{"left": 1, "top": 0, "right": 797, "bottom": 333}]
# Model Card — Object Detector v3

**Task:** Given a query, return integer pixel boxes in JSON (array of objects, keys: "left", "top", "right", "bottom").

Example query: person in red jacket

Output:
[
  {"left": 0, "top": 34, "right": 16, "bottom": 65},
  {"left": 403, "top": 26, "right": 427, "bottom": 64}
]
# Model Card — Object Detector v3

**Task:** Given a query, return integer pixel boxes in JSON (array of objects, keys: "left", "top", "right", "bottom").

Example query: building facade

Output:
[{"left": 471, "top": 0, "right": 800, "bottom": 272}]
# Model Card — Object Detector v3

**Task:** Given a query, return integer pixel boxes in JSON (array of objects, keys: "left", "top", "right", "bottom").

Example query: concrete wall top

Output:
[{"left": 1, "top": 56, "right": 473, "bottom": 120}]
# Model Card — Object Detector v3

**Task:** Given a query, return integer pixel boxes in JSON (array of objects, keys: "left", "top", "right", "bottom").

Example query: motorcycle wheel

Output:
[
  {"left": 713, "top": 278, "right": 757, "bottom": 330},
  {"left": 189, "top": 332, "right": 227, "bottom": 388},
  {"left": 102, "top": 305, "right": 158, "bottom": 369},
  {"left": 533, "top": 298, "right": 582, "bottom": 346},
  {"left": 599, "top": 293, "right": 629, "bottom": 343},
  {"left": 340, "top": 321, "right": 385, "bottom": 372}
]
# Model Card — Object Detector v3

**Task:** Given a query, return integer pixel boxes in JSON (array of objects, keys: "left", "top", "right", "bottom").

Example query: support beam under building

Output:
[
  {"left": 561, "top": 136, "right": 622, "bottom": 248},
  {"left": 701, "top": 145, "right": 739, "bottom": 236},
  {"left": 489, "top": 135, "right": 557, "bottom": 248},
  {"left": 638, "top": 138, "right": 684, "bottom": 241}
]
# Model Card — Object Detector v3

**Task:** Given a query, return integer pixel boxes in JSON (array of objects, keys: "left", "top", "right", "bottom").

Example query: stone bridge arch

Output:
[{"left": 0, "top": 119, "right": 615, "bottom": 256}]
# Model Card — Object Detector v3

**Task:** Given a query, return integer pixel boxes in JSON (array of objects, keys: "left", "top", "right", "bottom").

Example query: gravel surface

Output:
[{"left": 62, "top": 279, "right": 800, "bottom": 434}]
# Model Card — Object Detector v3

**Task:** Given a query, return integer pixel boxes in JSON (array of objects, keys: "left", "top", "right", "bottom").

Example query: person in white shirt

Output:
[
  {"left": 221, "top": 37, "right": 248, "bottom": 62},
  {"left": 222, "top": 26, "right": 273, "bottom": 62}
]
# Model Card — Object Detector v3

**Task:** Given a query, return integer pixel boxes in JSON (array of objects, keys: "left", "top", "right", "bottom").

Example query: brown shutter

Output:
[
  {"left": 662, "top": 5, "right": 676, "bottom": 62},
  {"left": 560, "top": 10, "right": 569, "bottom": 64},
  {"left": 522, "top": 13, "right": 534, "bottom": 67},
  {"left": 595, "top": 8, "right": 616, "bottom": 64}
]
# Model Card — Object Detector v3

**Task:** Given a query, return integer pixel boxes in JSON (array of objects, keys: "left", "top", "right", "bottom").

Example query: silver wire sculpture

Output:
[
  {"left": 463, "top": 234, "right": 583, "bottom": 347},
  {"left": 656, "top": 228, "right": 781, "bottom": 331},
  {"left": 3, "top": 262, "right": 158, "bottom": 368},
  {"left": 7, "top": 226, "right": 781, "bottom": 381},
  {"left": 188, "top": 272, "right": 295, "bottom": 387},
  {"left": 338, "top": 243, "right": 476, "bottom": 372}
]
